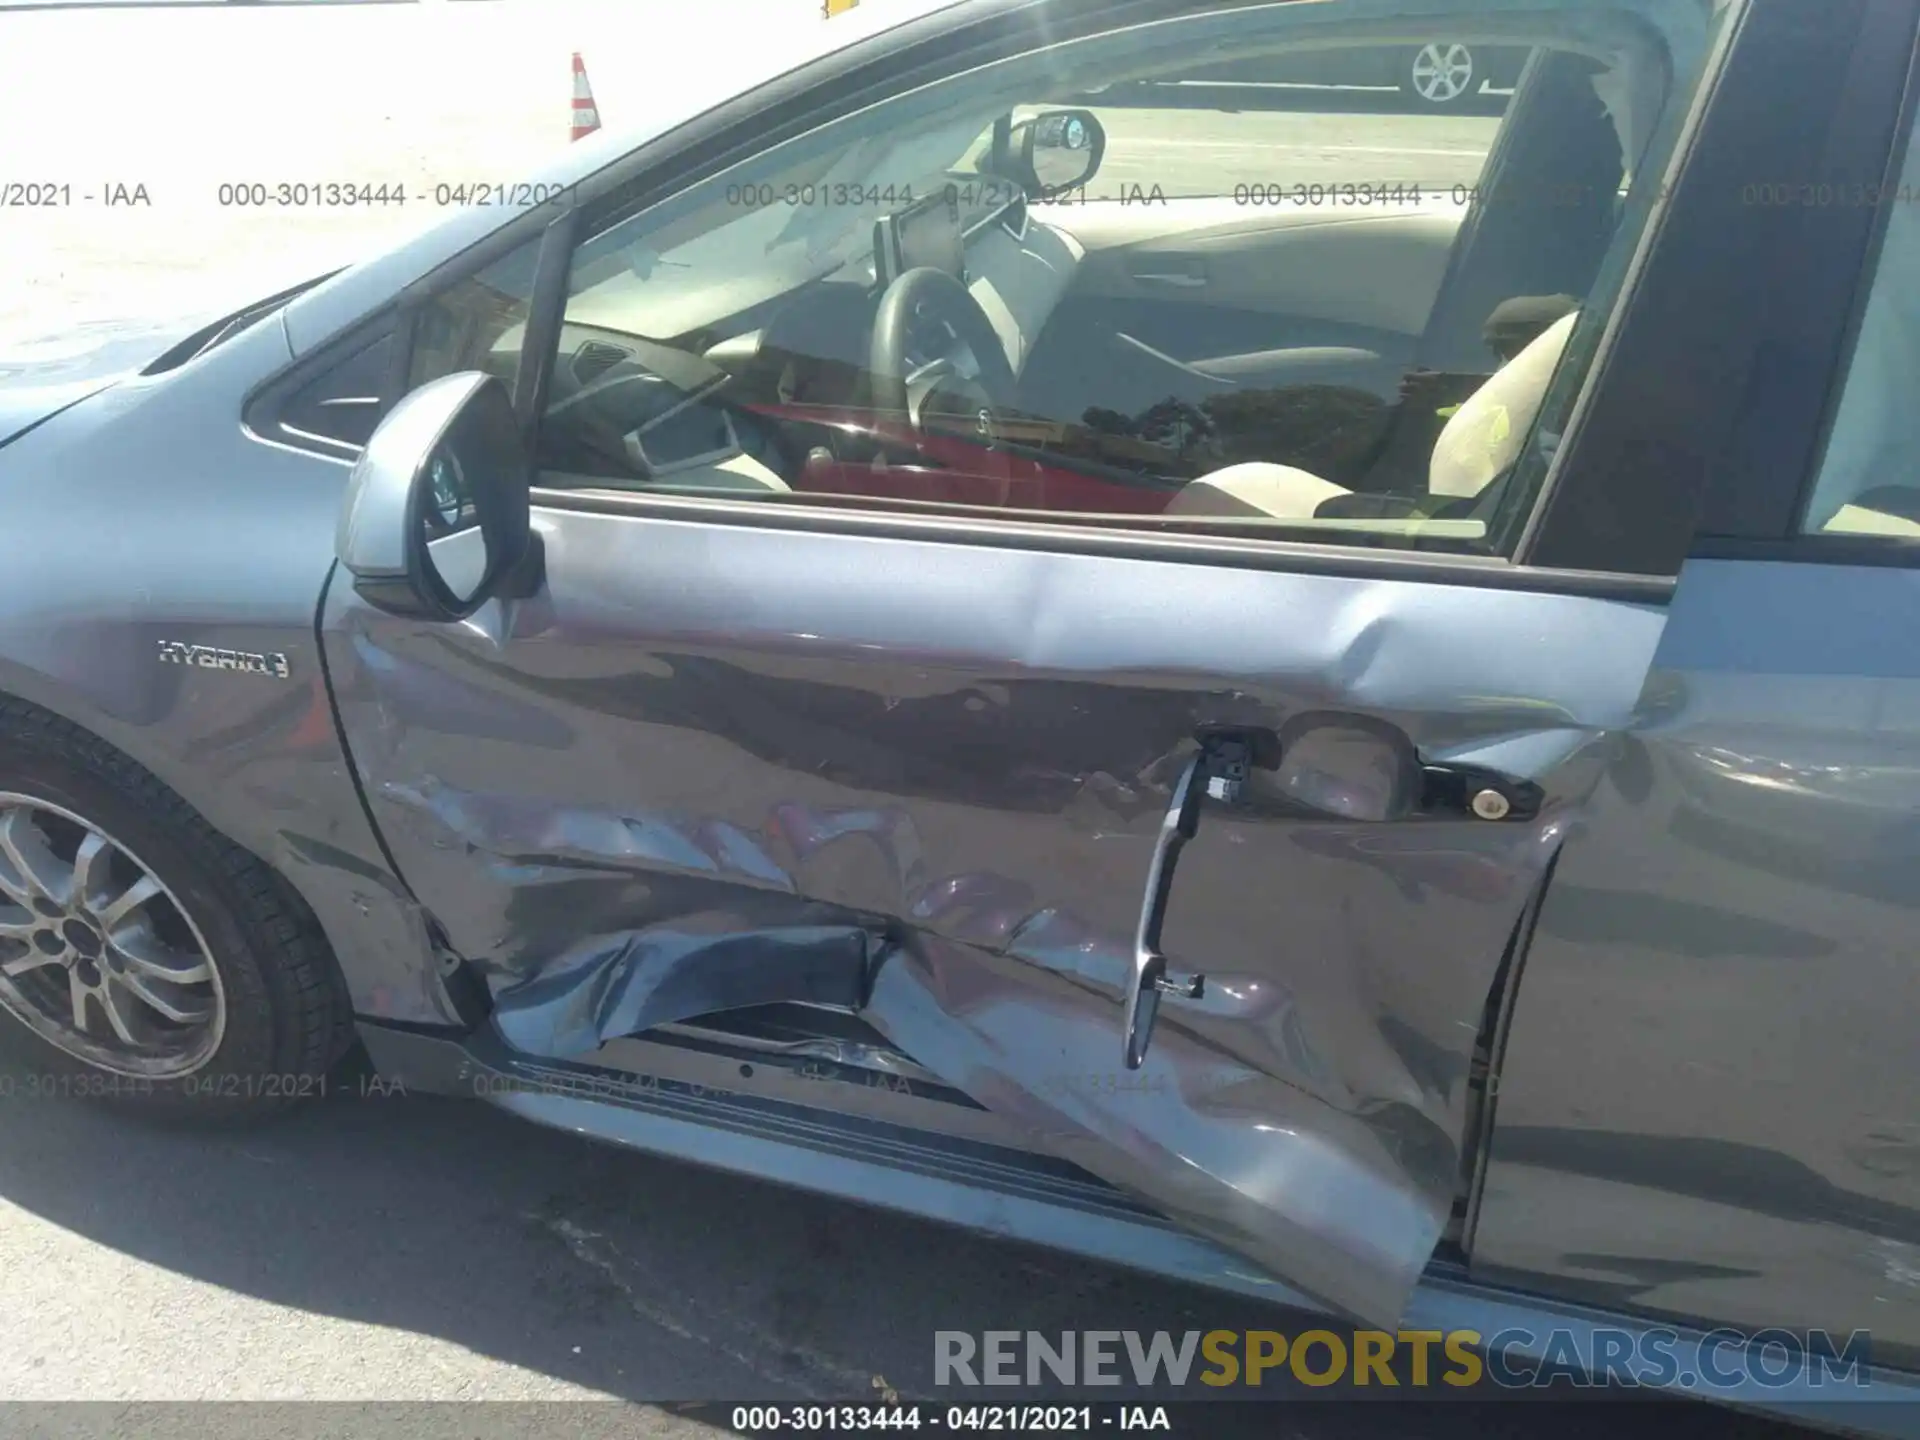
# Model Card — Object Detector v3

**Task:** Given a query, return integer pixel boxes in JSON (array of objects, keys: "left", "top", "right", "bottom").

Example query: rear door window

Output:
[{"left": 1798, "top": 101, "right": 1920, "bottom": 540}]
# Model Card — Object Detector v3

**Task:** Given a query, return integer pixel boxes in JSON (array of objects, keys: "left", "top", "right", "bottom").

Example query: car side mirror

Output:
[
  {"left": 335, "top": 371, "right": 541, "bottom": 622},
  {"left": 1000, "top": 108, "right": 1105, "bottom": 199}
]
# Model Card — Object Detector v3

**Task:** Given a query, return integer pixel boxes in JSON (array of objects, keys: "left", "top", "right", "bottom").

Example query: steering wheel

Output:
[{"left": 868, "top": 267, "right": 1018, "bottom": 440}]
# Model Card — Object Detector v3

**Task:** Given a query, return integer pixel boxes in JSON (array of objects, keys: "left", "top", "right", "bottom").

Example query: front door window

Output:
[{"left": 521, "top": 0, "right": 1719, "bottom": 558}]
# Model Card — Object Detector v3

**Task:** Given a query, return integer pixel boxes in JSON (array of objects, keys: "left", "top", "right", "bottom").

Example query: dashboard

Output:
[
  {"left": 535, "top": 198, "right": 1087, "bottom": 493},
  {"left": 875, "top": 186, "right": 970, "bottom": 288},
  {"left": 721, "top": 201, "right": 1086, "bottom": 399}
]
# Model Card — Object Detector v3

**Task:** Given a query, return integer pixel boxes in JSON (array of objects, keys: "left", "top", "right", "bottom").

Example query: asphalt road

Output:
[{"left": 0, "top": 1035, "right": 1821, "bottom": 1439}]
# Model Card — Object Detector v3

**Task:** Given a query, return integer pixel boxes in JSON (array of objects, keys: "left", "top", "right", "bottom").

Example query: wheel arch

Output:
[{"left": 0, "top": 662, "right": 467, "bottom": 1031}]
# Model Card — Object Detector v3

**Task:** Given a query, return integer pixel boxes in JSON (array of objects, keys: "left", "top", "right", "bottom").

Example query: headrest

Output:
[{"left": 1428, "top": 310, "right": 1580, "bottom": 500}]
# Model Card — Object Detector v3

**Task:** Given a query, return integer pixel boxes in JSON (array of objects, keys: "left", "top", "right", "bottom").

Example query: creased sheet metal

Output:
[
  {"left": 323, "top": 498, "right": 1668, "bottom": 1329},
  {"left": 862, "top": 930, "right": 1445, "bottom": 1327},
  {"left": 492, "top": 919, "right": 876, "bottom": 1059}
]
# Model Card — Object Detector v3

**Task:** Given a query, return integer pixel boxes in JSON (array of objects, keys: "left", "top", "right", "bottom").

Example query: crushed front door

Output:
[{"left": 321, "top": 510, "right": 1666, "bottom": 1325}]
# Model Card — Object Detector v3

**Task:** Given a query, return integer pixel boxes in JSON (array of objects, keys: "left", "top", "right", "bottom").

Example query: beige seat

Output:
[{"left": 1165, "top": 310, "right": 1580, "bottom": 521}]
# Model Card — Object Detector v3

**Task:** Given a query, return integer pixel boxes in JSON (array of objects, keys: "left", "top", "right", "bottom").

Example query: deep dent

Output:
[{"left": 322, "top": 493, "right": 1667, "bottom": 1327}]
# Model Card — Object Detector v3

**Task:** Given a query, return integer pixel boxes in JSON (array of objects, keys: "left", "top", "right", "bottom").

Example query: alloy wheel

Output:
[
  {"left": 0, "top": 795, "right": 225, "bottom": 1077},
  {"left": 1411, "top": 42, "right": 1476, "bottom": 105}
]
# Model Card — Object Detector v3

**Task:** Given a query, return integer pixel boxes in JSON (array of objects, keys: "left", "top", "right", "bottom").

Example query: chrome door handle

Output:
[
  {"left": 1132, "top": 272, "right": 1206, "bottom": 288},
  {"left": 1123, "top": 750, "right": 1209, "bottom": 1070}
]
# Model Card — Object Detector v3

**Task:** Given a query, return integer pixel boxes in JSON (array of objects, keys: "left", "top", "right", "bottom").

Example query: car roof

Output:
[{"left": 283, "top": 0, "right": 981, "bottom": 354}]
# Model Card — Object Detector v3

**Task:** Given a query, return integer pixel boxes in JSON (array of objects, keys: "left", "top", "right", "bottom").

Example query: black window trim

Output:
[
  {"left": 1692, "top": 0, "right": 1920, "bottom": 569},
  {"left": 240, "top": 309, "right": 408, "bottom": 463},
  {"left": 244, "top": 206, "right": 573, "bottom": 464},
  {"left": 512, "top": 208, "right": 584, "bottom": 445},
  {"left": 1525, "top": 0, "right": 1920, "bottom": 574},
  {"left": 528, "top": 484, "right": 1678, "bottom": 601},
  {"left": 1501, "top": 0, "right": 1742, "bottom": 566},
  {"left": 1674, "top": 0, "right": 1920, "bottom": 566}
]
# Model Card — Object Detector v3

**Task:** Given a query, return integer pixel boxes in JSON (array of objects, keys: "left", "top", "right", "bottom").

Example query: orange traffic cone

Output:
[{"left": 570, "top": 53, "right": 601, "bottom": 142}]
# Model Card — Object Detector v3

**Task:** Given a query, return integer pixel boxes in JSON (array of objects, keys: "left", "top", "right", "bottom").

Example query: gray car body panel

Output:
[
  {"left": 1476, "top": 557, "right": 1920, "bottom": 1362},
  {"left": 0, "top": 318, "right": 200, "bottom": 446},
  {"left": 0, "top": 316, "right": 462, "bottom": 1025},
  {"left": 321, "top": 499, "right": 1666, "bottom": 1326}
]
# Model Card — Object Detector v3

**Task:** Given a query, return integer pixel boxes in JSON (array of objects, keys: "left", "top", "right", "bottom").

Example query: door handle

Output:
[
  {"left": 1132, "top": 271, "right": 1207, "bottom": 289},
  {"left": 1119, "top": 733, "right": 1534, "bottom": 1066},
  {"left": 1123, "top": 750, "right": 1205, "bottom": 1070},
  {"left": 1123, "top": 733, "right": 1261, "bottom": 1069}
]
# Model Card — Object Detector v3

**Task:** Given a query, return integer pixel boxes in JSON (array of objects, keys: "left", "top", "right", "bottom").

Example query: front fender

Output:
[{"left": 0, "top": 316, "right": 465, "bottom": 1027}]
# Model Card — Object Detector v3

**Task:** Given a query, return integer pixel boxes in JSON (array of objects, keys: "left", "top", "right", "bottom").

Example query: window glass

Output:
[
  {"left": 1077, "top": 40, "right": 1511, "bottom": 201},
  {"left": 1799, "top": 110, "right": 1920, "bottom": 539},
  {"left": 406, "top": 236, "right": 542, "bottom": 397},
  {"left": 534, "top": 0, "right": 1720, "bottom": 557},
  {"left": 275, "top": 332, "right": 393, "bottom": 452}
]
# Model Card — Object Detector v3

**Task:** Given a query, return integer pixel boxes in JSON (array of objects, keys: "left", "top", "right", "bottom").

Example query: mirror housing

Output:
[
  {"left": 997, "top": 108, "right": 1105, "bottom": 199},
  {"left": 335, "top": 372, "right": 539, "bottom": 621}
]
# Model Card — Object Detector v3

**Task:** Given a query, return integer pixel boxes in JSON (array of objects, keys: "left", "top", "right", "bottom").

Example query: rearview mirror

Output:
[
  {"left": 335, "top": 372, "right": 540, "bottom": 621},
  {"left": 1000, "top": 108, "right": 1105, "bottom": 199}
]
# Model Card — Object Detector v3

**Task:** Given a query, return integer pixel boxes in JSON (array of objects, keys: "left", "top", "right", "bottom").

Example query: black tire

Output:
[{"left": 0, "top": 697, "right": 353, "bottom": 1124}]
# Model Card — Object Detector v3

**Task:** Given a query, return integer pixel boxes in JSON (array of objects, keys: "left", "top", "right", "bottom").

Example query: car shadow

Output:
[{"left": 0, "top": 1038, "right": 1813, "bottom": 1435}]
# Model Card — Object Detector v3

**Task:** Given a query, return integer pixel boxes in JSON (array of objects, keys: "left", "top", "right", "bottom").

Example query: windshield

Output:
[{"left": 563, "top": 111, "right": 1007, "bottom": 344}]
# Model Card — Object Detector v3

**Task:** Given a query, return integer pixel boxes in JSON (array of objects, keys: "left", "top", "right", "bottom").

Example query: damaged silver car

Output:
[{"left": 3, "top": 0, "right": 1919, "bottom": 1420}]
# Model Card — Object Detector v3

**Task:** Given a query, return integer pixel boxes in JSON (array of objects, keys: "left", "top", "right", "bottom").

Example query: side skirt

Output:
[
  {"left": 360, "top": 1017, "right": 1312, "bottom": 1307},
  {"left": 358, "top": 1019, "right": 1920, "bottom": 1431}
]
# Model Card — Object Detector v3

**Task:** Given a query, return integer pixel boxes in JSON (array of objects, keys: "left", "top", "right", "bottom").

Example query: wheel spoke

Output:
[
  {"left": 108, "top": 930, "right": 211, "bottom": 986},
  {"left": 0, "top": 815, "right": 29, "bottom": 909},
  {"left": 95, "top": 874, "right": 163, "bottom": 932},
  {"left": 112, "top": 969, "right": 215, "bottom": 1027},
  {"left": 0, "top": 798, "right": 227, "bottom": 1075},
  {"left": 2, "top": 947, "right": 67, "bottom": 977},
  {"left": 93, "top": 980, "right": 141, "bottom": 1046},
  {"left": 71, "top": 833, "right": 113, "bottom": 911},
  {"left": 0, "top": 807, "right": 71, "bottom": 906}
]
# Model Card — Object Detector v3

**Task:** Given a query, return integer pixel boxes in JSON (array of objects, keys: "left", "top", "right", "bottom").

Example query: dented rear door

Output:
[{"left": 320, "top": 518, "right": 1666, "bottom": 1326}]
